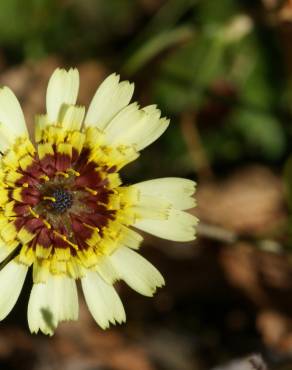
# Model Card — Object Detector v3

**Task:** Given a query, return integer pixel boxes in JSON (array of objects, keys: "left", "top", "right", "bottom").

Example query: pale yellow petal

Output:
[
  {"left": 34, "top": 114, "right": 49, "bottom": 142},
  {"left": 0, "top": 243, "right": 13, "bottom": 263},
  {"left": 95, "top": 257, "right": 119, "bottom": 284},
  {"left": 27, "top": 275, "right": 78, "bottom": 335},
  {"left": 58, "top": 104, "right": 85, "bottom": 130},
  {"left": 134, "top": 208, "right": 198, "bottom": 241},
  {"left": 0, "top": 87, "right": 27, "bottom": 151},
  {"left": 46, "top": 68, "right": 79, "bottom": 122},
  {"left": 85, "top": 73, "right": 134, "bottom": 130},
  {"left": 134, "top": 177, "right": 196, "bottom": 210},
  {"left": 132, "top": 192, "right": 171, "bottom": 220},
  {"left": 81, "top": 270, "right": 126, "bottom": 329},
  {"left": 104, "top": 104, "right": 169, "bottom": 151},
  {"left": 109, "top": 247, "right": 164, "bottom": 297},
  {"left": 104, "top": 102, "right": 142, "bottom": 141},
  {"left": 0, "top": 260, "right": 28, "bottom": 320}
]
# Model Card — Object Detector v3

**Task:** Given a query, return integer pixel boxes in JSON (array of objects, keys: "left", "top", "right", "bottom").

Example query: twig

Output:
[
  {"left": 197, "top": 221, "right": 283, "bottom": 254},
  {"left": 180, "top": 111, "right": 213, "bottom": 181},
  {"left": 197, "top": 222, "right": 237, "bottom": 244}
]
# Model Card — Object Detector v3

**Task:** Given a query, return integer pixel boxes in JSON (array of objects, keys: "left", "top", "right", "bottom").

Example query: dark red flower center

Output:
[{"left": 5, "top": 143, "right": 120, "bottom": 260}]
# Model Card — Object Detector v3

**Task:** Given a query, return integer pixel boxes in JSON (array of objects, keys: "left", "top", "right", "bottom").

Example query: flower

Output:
[{"left": 0, "top": 68, "right": 198, "bottom": 335}]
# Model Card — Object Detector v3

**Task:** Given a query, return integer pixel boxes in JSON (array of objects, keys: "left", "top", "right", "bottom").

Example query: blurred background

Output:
[{"left": 2, "top": 0, "right": 292, "bottom": 369}]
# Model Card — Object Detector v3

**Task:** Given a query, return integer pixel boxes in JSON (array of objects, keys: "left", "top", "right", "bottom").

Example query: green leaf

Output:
[
  {"left": 123, "top": 26, "right": 194, "bottom": 76},
  {"left": 233, "top": 109, "right": 286, "bottom": 159}
]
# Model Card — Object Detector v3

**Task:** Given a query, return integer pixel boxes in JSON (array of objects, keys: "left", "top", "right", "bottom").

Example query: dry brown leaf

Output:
[{"left": 196, "top": 166, "right": 285, "bottom": 235}]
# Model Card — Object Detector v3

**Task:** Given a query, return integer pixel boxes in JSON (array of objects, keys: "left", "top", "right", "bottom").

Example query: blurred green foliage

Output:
[{"left": 0, "top": 0, "right": 290, "bottom": 172}]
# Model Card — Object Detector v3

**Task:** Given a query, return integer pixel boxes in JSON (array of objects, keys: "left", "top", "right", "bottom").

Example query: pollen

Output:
[{"left": 49, "top": 188, "right": 73, "bottom": 213}]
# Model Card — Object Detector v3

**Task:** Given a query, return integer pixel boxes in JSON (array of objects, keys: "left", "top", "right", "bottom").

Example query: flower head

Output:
[{"left": 0, "top": 68, "right": 198, "bottom": 335}]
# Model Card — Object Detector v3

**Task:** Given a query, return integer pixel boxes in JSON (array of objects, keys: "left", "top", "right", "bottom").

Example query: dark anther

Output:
[{"left": 50, "top": 188, "right": 73, "bottom": 213}]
